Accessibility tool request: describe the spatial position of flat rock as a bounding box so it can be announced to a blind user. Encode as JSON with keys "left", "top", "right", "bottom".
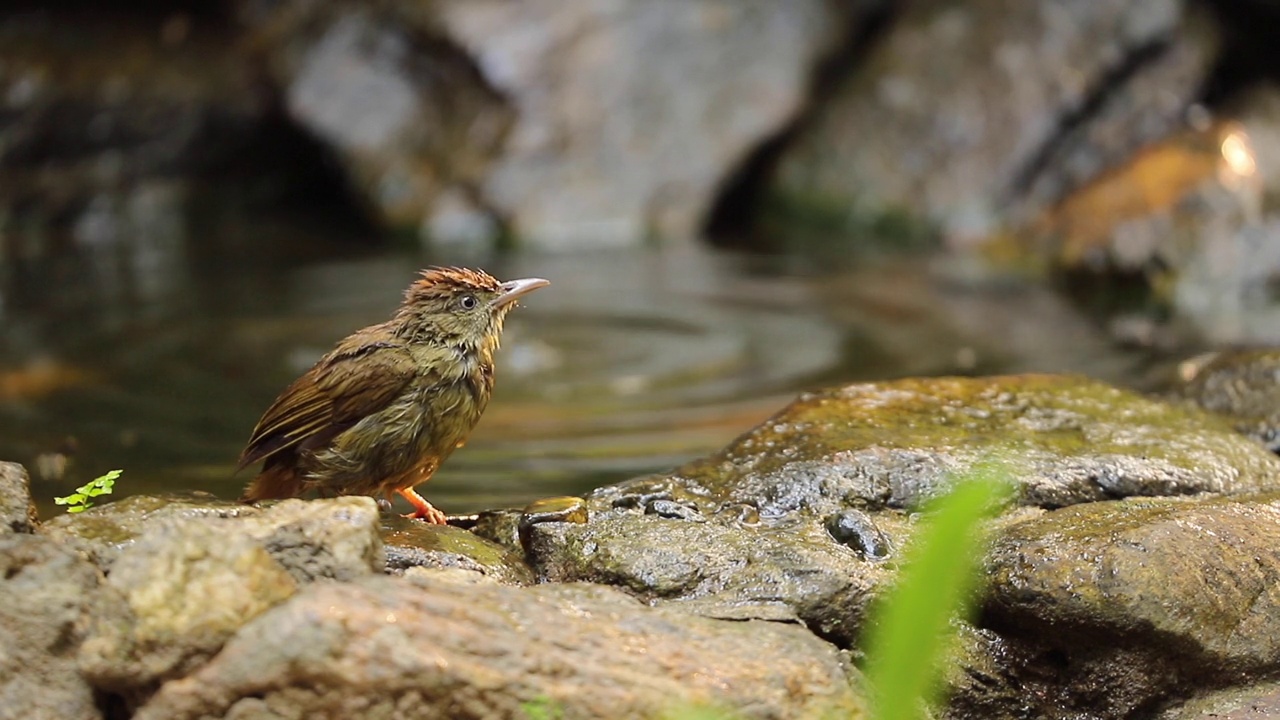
{"left": 381, "top": 518, "right": 533, "bottom": 584}
{"left": 665, "top": 374, "right": 1280, "bottom": 512}
{"left": 42, "top": 495, "right": 383, "bottom": 582}
{"left": 135, "top": 572, "right": 864, "bottom": 720}
{"left": 0, "top": 534, "right": 112, "bottom": 720}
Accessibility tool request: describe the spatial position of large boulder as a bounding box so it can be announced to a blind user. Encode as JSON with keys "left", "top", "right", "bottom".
{"left": 134, "top": 572, "right": 864, "bottom": 719}
{"left": 772, "top": 0, "right": 1213, "bottom": 242}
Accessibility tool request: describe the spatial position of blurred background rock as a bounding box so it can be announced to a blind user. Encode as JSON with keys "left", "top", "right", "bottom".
{"left": 4, "top": 0, "right": 1280, "bottom": 510}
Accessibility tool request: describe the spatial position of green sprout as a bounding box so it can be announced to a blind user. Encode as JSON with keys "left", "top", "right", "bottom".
{"left": 54, "top": 469, "right": 122, "bottom": 513}
{"left": 861, "top": 461, "right": 1014, "bottom": 720}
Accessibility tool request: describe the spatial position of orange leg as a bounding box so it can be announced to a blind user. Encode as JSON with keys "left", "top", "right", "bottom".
{"left": 396, "top": 487, "right": 448, "bottom": 524}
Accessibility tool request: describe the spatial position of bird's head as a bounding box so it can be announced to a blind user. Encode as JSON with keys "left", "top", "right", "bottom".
{"left": 395, "top": 267, "right": 549, "bottom": 349}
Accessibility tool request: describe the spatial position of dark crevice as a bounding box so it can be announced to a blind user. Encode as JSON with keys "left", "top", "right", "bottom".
{"left": 702, "top": 1, "right": 898, "bottom": 250}
{"left": 1197, "top": 0, "right": 1280, "bottom": 105}
{"left": 1003, "top": 37, "right": 1174, "bottom": 204}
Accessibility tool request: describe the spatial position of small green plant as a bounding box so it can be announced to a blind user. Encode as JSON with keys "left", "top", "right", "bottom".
{"left": 520, "top": 695, "right": 563, "bottom": 720}
{"left": 54, "top": 469, "right": 122, "bottom": 513}
{"left": 861, "top": 461, "right": 1014, "bottom": 720}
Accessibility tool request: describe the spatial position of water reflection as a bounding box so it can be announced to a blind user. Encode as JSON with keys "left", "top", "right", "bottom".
{"left": 0, "top": 218, "right": 1147, "bottom": 516}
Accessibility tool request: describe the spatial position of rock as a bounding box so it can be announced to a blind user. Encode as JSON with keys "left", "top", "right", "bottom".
{"left": 237, "top": 498, "right": 384, "bottom": 584}
{"left": 134, "top": 573, "right": 863, "bottom": 719}
{"left": 79, "top": 517, "right": 298, "bottom": 694}
{"left": 0, "top": 462, "right": 38, "bottom": 534}
{"left": 381, "top": 518, "right": 533, "bottom": 584}
{"left": 436, "top": 0, "right": 864, "bottom": 246}
{"left": 973, "top": 493, "right": 1280, "bottom": 718}
{"left": 773, "top": 0, "right": 1211, "bottom": 242}
{"left": 0, "top": 534, "right": 111, "bottom": 720}
{"left": 42, "top": 495, "right": 383, "bottom": 582}
{"left": 1157, "top": 679, "right": 1280, "bottom": 719}
{"left": 1174, "top": 348, "right": 1280, "bottom": 452}
{"left": 520, "top": 374, "right": 1280, "bottom": 649}
{"left": 243, "top": 4, "right": 512, "bottom": 236}
{"left": 670, "top": 374, "right": 1280, "bottom": 511}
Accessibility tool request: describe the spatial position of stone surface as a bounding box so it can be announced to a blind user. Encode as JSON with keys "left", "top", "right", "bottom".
{"left": 963, "top": 493, "right": 1280, "bottom": 718}
{"left": 1175, "top": 348, "right": 1280, "bottom": 452}
{"left": 135, "top": 572, "right": 864, "bottom": 720}
{"left": 42, "top": 494, "right": 383, "bottom": 582}
{"left": 0, "top": 462, "right": 38, "bottom": 534}
{"left": 431, "top": 0, "right": 862, "bottom": 246}
{"left": 381, "top": 518, "right": 533, "bottom": 584}
{"left": 1157, "top": 679, "right": 1280, "bottom": 719}
{"left": 249, "top": 5, "right": 512, "bottom": 234}
{"left": 774, "top": 0, "right": 1209, "bottom": 242}
{"left": 79, "top": 518, "right": 298, "bottom": 692}
{"left": 522, "top": 374, "right": 1280, "bottom": 649}
{"left": 669, "top": 374, "right": 1280, "bottom": 511}
{"left": 0, "top": 534, "right": 109, "bottom": 720}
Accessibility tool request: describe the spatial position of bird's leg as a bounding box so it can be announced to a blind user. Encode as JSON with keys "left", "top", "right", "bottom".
{"left": 397, "top": 487, "right": 448, "bottom": 524}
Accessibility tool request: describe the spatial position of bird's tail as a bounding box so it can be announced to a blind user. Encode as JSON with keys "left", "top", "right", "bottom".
{"left": 239, "top": 463, "right": 305, "bottom": 503}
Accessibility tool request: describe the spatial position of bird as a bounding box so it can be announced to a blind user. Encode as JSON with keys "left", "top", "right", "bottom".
{"left": 237, "top": 266, "right": 549, "bottom": 523}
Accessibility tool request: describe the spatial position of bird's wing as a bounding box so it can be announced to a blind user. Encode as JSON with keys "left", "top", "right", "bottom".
{"left": 237, "top": 330, "right": 419, "bottom": 470}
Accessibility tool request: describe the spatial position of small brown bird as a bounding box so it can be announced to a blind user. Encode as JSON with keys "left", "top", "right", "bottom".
{"left": 237, "top": 267, "right": 548, "bottom": 523}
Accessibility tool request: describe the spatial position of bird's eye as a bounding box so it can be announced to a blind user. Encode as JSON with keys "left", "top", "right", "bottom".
{"left": 459, "top": 295, "right": 479, "bottom": 311}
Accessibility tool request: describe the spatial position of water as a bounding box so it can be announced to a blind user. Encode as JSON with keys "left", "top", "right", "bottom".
{"left": 0, "top": 203, "right": 1149, "bottom": 517}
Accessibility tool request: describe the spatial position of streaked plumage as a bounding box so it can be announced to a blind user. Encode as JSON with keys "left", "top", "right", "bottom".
{"left": 238, "top": 266, "right": 548, "bottom": 523}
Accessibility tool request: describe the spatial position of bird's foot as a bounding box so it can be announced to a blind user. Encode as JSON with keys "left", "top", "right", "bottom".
{"left": 396, "top": 487, "right": 448, "bottom": 525}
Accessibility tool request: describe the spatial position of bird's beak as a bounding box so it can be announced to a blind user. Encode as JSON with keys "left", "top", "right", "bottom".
{"left": 494, "top": 277, "right": 550, "bottom": 307}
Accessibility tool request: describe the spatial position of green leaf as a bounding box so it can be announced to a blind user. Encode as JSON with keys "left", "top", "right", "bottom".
{"left": 861, "top": 460, "right": 1014, "bottom": 720}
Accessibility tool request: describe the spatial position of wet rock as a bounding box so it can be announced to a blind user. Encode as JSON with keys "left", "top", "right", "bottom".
{"left": 381, "top": 518, "right": 532, "bottom": 584}
{"left": 79, "top": 518, "right": 298, "bottom": 693}
{"left": 134, "top": 573, "right": 863, "bottom": 719}
{"left": 1174, "top": 348, "right": 1280, "bottom": 452}
{"left": 528, "top": 513, "right": 897, "bottom": 646}
{"left": 0, "top": 534, "right": 111, "bottom": 720}
{"left": 0, "top": 461, "right": 39, "bottom": 534}
{"left": 824, "top": 509, "right": 891, "bottom": 561}
{"left": 673, "top": 374, "right": 1280, "bottom": 512}
{"left": 1157, "top": 679, "right": 1280, "bottom": 719}
{"left": 774, "top": 0, "right": 1210, "bottom": 242}
{"left": 42, "top": 495, "right": 383, "bottom": 582}
{"left": 431, "top": 0, "right": 864, "bottom": 246}
{"left": 524, "top": 374, "right": 1280, "bottom": 650}
{"left": 969, "top": 493, "right": 1280, "bottom": 718}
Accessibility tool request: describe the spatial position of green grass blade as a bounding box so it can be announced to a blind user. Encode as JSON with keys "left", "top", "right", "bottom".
{"left": 862, "top": 466, "right": 1013, "bottom": 720}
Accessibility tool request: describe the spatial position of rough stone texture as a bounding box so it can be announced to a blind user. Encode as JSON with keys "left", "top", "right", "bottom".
{"left": 236, "top": 498, "right": 384, "bottom": 583}
{"left": 0, "top": 534, "right": 109, "bottom": 720}
{"left": 523, "top": 374, "right": 1280, "bottom": 651}
{"left": 1157, "top": 679, "right": 1280, "bottom": 719}
{"left": 774, "top": 0, "right": 1210, "bottom": 242}
{"left": 1175, "top": 348, "right": 1280, "bottom": 452}
{"left": 0, "top": 462, "right": 38, "bottom": 534}
{"left": 969, "top": 493, "right": 1280, "bottom": 718}
{"left": 41, "top": 494, "right": 383, "bottom": 582}
{"left": 381, "top": 518, "right": 533, "bottom": 584}
{"left": 433, "top": 0, "right": 861, "bottom": 247}
{"left": 79, "top": 518, "right": 298, "bottom": 693}
{"left": 672, "top": 374, "right": 1280, "bottom": 511}
{"left": 135, "top": 572, "right": 864, "bottom": 720}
